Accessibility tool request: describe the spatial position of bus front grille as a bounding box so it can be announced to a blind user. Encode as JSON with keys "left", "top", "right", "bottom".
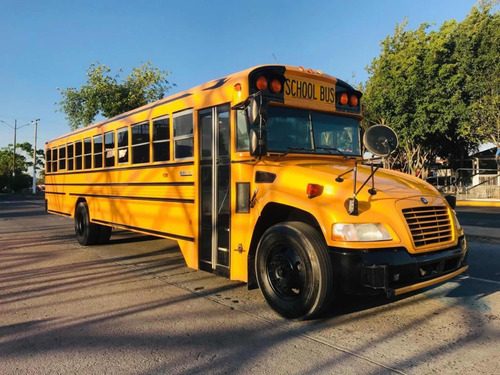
{"left": 402, "top": 206, "right": 452, "bottom": 248}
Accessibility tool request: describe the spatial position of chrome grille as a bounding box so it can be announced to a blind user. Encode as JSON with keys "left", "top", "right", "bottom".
{"left": 402, "top": 206, "right": 452, "bottom": 248}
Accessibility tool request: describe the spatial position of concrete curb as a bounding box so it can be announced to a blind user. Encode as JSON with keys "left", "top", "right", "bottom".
{"left": 457, "top": 200, "right": 500, "bottom": 207}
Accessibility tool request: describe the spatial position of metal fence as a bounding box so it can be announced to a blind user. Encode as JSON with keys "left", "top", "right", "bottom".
{"left": 427, "top": 166, "right": 500, "bottom": 201}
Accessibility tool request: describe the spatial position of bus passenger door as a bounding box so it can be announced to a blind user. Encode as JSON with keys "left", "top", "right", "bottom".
{"left": 199, "top": 104, "right": 231, "bottom": 276}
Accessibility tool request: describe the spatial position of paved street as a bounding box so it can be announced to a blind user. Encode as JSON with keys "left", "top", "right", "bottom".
{"left": 0, "top": 198, "right": 499, "bottom": 374}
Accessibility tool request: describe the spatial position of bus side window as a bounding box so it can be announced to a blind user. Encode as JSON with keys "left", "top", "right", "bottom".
{"left": 152, "top": 116, "right": 170, "bottom": 162}
{"left": 52, "top": 148, "right": 58, "bottom": 172}
{"left": 131, "top": 122, "right": 150, "bottom": 164}
{"left": 173, "top": 109, "right": 193, "bottom": 160}
{"left": 59, "top": 145, "right": 66, "bottom": 170}
{"left": 93, "top": 135, "right": 103, "bottom": 168}
{"left": 75, "top": 141, "right": 83, "bottom": 170}
{"left": 104, "top": 131, "right": 115, "bottom": 167}
{"left": 67, "top": 143, "right": 74, "bottom": 171}
{"left": 236, "top": 110, "right": 249, "bottom": 151}
{"left": 218, "top": 108, "right": 230, "bottom": 156}
{"left": 117, "top": 128, "right": 129, "bottom": 164}
{"left": 46, "top": 149, "right": 52, "bottom": 173}
{"left": 84, "top": 138, "right": 92, "bottom": 169}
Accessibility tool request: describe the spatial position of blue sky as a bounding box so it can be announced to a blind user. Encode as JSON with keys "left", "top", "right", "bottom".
{"left": 0, "top": 0, "right": 479, "bottom": 153}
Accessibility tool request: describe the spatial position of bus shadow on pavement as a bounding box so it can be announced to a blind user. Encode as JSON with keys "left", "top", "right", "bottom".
{"left": 322, "top": 273, "right": 499, "bottom": 319}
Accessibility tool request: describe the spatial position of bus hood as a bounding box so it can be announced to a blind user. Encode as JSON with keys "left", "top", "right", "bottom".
{"left": 263, "top": 159, "right": 458, "bottom": 253}
{"left": 273, "top": 159, "right": 440, "bottom": 202}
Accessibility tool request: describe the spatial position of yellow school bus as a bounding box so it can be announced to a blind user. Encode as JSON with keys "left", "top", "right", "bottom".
{"left": 45, "top": 65, "right": 468, "bottom": 319}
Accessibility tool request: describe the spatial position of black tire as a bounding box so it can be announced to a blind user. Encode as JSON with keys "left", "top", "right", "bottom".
{"left": 97, "top": 225, "right": 112, "bottom": 244}
{"left": 74, "top": 201, "right": 101, "bottom": 246}
{"left": 255, "top": 221, "right": 334, "bottom": 320}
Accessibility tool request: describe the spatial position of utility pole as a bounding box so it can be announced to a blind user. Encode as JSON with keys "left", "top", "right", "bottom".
{"left": 13, "top": 119, "right": 17, "bottom": 177}
{"left": 32, "top": 119, "right": 40, "bottom": 194}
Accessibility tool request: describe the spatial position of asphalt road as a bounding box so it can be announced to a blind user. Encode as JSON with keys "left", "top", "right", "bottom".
{"left": 456, "top": 206, "right": 500, "bottom": 229}
{"left": 0, "top": 198, "right": 499, "bottom": 374}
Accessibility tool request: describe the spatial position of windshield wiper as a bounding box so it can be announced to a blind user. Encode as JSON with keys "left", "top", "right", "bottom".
{"left": 278, "top": 146, "right": 350, "bottom": 158}
{"left": 277, "top": 146, "right": 315, "bottom": 157}
{"left": 316, "top": 146, "right": 348, "bottom": 159}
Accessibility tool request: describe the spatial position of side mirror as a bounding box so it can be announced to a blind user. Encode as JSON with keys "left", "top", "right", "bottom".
{"left": 249, "top": 128, "right": 267, "bottom": 157}
{"left": 363, "top": 124, "right": 398, "bottom": 157}
{"left": 247, "top": 95, "right": 268, "bottom": 126}
{"left": 444, "top": 194, "right": 456, "bottom": 209}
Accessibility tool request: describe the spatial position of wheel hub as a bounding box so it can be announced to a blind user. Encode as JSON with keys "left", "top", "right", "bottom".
{"left": 267, "top": 248, "right": 305, "bottom": 299}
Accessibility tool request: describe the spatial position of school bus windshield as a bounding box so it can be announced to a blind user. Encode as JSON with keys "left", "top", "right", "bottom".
{"left": 265, "top": 106, "right": 361, "bottom": 156}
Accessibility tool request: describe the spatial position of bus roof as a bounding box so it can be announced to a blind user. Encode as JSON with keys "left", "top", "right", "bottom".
{"left": 48, "top": 64, "right": 347, "bottom": 144}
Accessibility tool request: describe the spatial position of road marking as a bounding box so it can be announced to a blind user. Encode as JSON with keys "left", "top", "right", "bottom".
{"left": 462, "top": 275, "right": 500, "bottom": 286}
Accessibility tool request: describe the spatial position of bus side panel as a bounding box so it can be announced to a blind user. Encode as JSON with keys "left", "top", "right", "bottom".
{"left": 229, "top": 162, "right": 260, "bottom": 282}
{"left": 45, "top": 174, "right": 74, "bottom": 216}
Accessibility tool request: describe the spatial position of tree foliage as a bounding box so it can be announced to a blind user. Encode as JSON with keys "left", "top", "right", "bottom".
{"left": 362, "top": 0, "right": 499, "bottom": 177}
{"left": 0, "top": 142, "right": 45, "bottom": 192}
{"left": 58, "top": 62, "right": 173, "bottom": 130}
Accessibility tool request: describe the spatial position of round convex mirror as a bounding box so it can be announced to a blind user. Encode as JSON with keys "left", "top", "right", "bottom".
{"left": 363, "top": 125, "right": 398, "bottom": 157}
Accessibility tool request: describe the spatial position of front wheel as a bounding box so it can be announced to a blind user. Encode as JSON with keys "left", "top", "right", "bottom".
{"left": 255, "top": 221, "right": 334, "bottom": 320}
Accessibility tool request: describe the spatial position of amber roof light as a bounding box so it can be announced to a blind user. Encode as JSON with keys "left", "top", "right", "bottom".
{"left": 256, "top": 76, "right": 268, "bottom": 91}
{"left": 270, "top": 79, "right": 282, "bottom": 93}
{"left": 339, "top": 92, "right": 349, "bottom": 105}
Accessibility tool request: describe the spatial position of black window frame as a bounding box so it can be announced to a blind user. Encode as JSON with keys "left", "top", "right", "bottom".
{"left": 93, "top": 134, "right": 103, "bottom": 169}
{"left": 67, "top": 142, "right": 74, "bottom": 171}
{"left": 152, "top": 115, "right": 170, "bottom": 162}
{"left": 173, "top": 109, "right": 194, "bottom": 160}
{"left": 131, "top": 122, "right": 150, "bottom": 165}
{"left": 46, "top": 148, "right": 52, "bottom": 173}
{"left": 83, "top": 138, "right": 92, "bottom": 169}
{"left": 51, "top": 148, "right": 58, "bottom": 172}
{"left": 117, "top": 127, "right": 129, "bottom": 164}
{"left": 75, "top": 140, "right": 83, "bottom": 170}
{"left": 58, "top": 145, "right": 66, "bottom": 170}
{"left": 104, "top": 131, "right": 115, "bottom": 167}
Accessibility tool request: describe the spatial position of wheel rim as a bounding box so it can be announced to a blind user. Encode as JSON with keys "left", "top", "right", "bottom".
{"left": 266, "top": 244, "right": 306, "bottom": 300}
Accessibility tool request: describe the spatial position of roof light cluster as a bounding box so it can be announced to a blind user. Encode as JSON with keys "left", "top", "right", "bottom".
{"left": 298, "top": 66, "right": 323, "bottom": 75}
{"left": 255, "top": 75, "right": 282, "bottom": 93}
{"left": 339, "top": 92, "right": 359, "bottom": 107}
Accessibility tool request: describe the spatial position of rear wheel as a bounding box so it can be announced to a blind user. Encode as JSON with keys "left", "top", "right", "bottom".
{"left": 98, "top": 225, "right": 112, "bottom": 244}
{"left": 255, "top": 221, "right": 334, "bottom": 320}
{"left": 75, "top": 201, "right": 109, "bottom": 246}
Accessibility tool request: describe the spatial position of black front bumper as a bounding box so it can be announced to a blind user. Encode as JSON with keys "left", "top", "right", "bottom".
{"left": 329, "top": 235, "right": 468, "bottom": 297}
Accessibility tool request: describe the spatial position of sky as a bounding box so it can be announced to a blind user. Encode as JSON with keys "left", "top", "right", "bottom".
{"left": 0, "top": 0, "right": 481, "bottom": 157}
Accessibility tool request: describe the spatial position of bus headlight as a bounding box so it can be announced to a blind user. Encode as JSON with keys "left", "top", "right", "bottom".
{"left": 451, "top": 210, "right": 462, "bottom": 231}
{"left": 332, "top": 223, "right": 392, "bottom": 242}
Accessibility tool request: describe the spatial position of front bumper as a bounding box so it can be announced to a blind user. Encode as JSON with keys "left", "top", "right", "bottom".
{"left": 329, "top": 235, "right": 468, "bottom": 297}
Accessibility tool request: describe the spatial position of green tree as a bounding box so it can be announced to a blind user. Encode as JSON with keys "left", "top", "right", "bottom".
{"left": 0, "top": 142, "right": 44, "bottom": 192}
{"left": 57, "top": 62, "right": 174, "bottom": 130}
{"left": 455, "top": 0, "right": 500, "bottom": 148}
{"left": 362, "top": 1, "right": 499, "bottom": 176}
{"left": 362, "top": 21, "right": 443, "bottom": 176}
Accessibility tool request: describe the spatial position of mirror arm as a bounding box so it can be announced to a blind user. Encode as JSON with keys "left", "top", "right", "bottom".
{"left": 348, "top": 161, "right": 380, "bottom": 216}
{"left": 368, "top": 161, "right": 377, "bottom": 195}
{"left": 348, "top": 161, "right": 359, "bottom": 215}
{"left": 335, "top": 168, "right": 354, "bottom": 182}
